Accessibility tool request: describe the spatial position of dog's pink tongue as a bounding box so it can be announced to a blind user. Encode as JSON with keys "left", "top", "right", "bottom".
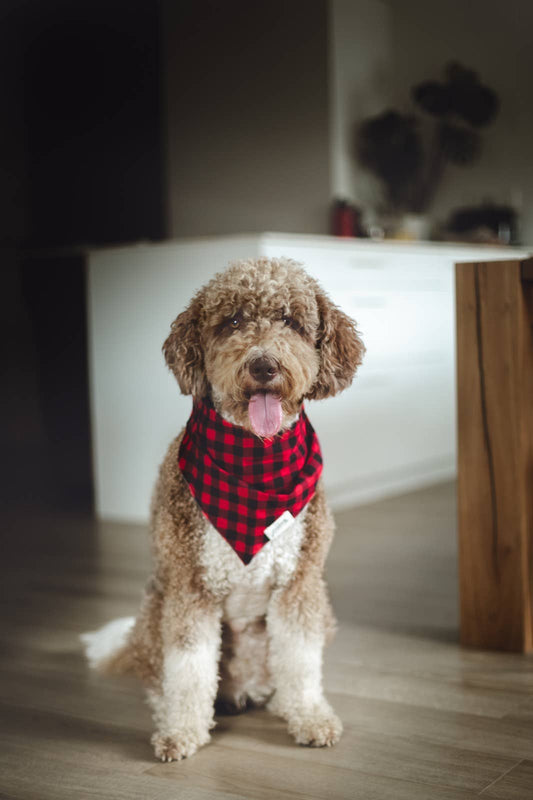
{"left": 248, "top": 393, "right": 283, "bottom": 437}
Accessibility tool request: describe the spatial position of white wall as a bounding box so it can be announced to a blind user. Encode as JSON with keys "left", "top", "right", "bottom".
{"left": 87, "top": 236, "right": 263, "bottom": 521}
{"left": 328, "top": 0, "right": 392, "bottom": 207}
{"left": 87, "top": 234, "right": 528, "bottom": 522}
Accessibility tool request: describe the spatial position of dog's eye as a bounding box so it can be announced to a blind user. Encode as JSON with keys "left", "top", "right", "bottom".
{"left": 229, "top": 317, "right": 240, "bottom": 330}
{"left": 281, "top": 315, "right": 307, "bottom": 339}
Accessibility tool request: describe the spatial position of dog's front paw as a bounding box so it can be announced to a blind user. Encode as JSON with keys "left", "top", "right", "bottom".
{"left": 287, "top": 708, "right": 343, "bottom": 748}
{"left": 151, "top": 729, "right": 210, "bottom": 762}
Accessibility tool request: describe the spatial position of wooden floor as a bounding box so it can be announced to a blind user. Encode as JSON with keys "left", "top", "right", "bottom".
{"left": 1, "top": 482, "right": 532, "bottom": 800}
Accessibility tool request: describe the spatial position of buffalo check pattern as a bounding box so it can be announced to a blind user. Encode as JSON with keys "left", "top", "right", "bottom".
{"left": 178, "top": 397, "right": 323, "bottom": 565}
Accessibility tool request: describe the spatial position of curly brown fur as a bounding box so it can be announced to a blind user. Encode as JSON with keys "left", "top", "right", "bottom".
{"left": 277, "top": 482, "right": 338, "bottom": 639}
{"left": 83, "top": 257, "right": 364, "bottom": 761}
{"left": 163, "top": 257, "right": 364, "bottom": 426}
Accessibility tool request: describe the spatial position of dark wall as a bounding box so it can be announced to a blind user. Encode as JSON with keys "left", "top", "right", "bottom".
{"left": 164, "top": 0, "right": 330, "bottom": 237}
{"left": 0, "top": 0, "right": 165, "bottom": 512}
{"left": 21, "top": 0, "right": 165, "bottom": 247}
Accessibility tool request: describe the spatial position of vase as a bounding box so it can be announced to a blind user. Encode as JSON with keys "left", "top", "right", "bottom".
{"left": 394, "top": 213, "right": 431, "bottom": 241}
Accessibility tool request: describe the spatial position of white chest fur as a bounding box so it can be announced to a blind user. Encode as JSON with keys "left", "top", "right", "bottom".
{"left": 200, "top": 508, "right": 307, "bottom": 623}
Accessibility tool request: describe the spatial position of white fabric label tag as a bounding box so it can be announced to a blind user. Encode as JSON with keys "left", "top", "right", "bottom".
{"left": 264, "top": 510, "right": 295, "bottom": 541}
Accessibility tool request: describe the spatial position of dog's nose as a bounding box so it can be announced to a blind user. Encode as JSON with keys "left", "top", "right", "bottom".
{"left": 249, "top": 355, "right": 279, "bottom": 383}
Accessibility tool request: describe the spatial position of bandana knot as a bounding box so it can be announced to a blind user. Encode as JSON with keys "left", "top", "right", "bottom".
{"left": 178, "top": 397, "right": 323, "bottom": 564}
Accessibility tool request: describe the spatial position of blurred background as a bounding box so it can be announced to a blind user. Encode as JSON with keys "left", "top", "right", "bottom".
{"left": 1, "top": 0, "right": 532, "bottom": 516}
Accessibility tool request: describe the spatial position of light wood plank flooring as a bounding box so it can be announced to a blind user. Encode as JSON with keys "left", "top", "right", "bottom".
{"left": 1, "top": 482, "right": 532, "bottom": 799}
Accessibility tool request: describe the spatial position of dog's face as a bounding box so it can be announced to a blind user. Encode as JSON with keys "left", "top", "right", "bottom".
{"left": 163, "top": 258, "right": 364, "bottom": 436}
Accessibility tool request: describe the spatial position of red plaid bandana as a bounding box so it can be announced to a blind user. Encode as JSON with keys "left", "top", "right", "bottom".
{"left": 178, "top": 397, "right": 323, "bottom": 565}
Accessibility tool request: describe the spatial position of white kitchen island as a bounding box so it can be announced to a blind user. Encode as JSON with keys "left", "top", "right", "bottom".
{"left": 87, "top": 233, "right": 530, "bottom": 522}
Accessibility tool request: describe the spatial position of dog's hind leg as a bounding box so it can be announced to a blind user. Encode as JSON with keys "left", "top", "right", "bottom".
{"left": 148, "top": 607, "right": 222, "bottom": 762}
{"left": 217, "top": 618, "right": 273, "bottom": 713}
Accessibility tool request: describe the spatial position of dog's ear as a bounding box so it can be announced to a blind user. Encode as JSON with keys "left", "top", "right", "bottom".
{"left": 162, "top": 299, "right": 208, "bottom": 397}
{"left": 306, "top": 286, "right": 365, "bottom": 400}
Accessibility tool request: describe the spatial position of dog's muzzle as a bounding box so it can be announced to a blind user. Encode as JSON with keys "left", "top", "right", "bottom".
{"left": 248, "top": 355, "right": 279, "bottom": 384}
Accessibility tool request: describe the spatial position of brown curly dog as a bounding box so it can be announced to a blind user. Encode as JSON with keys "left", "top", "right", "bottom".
{"left": 82, "top": 257, "right": 364, "bottom": 761}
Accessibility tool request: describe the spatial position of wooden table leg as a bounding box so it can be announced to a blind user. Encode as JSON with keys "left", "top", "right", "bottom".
{"left": 456, "top": 258, "right": 533, "bottom": 652}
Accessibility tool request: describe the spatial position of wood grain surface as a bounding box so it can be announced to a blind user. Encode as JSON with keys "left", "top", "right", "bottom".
{"left": 456, "top": 259, "right": 533, "bottom": 652}
{"left": 1, "top": 483, "right": 532, "bottom": 799}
